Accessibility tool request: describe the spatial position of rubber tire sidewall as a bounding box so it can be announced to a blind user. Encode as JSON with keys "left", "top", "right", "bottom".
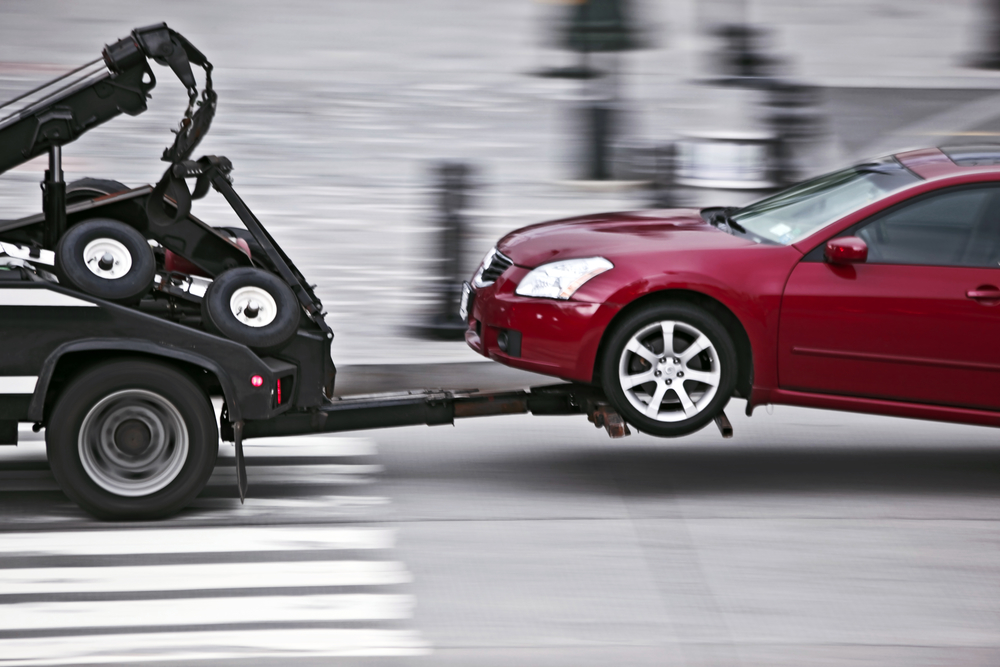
{"left": 55, "top": 218, "right": 155, "bottom": 304}
{"left": 600, "top": 302, "right": 738, "bottom": 438}
{"left": 202, "top": 267, "right": 301, "bottom": 355}
{"left": 46, "top": 359, "right": 218, "bottom": 521}
{"left": 65, "top": 178, "right": 129, "bottom": 204}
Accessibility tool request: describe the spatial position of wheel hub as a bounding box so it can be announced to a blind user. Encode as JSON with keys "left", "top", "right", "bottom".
{"left": 618, "top": 320, "right": 721, "bottom": 423}
{"left": 113, "top": 418, "right": 152, "bottom": 455}
{"left": 230, "top": 286, "right": 277, "bottom": 327}
{"left": 78, "top": 389, "right": 189, "bottom": 497}
{"left": 82, "top": 238, "right": 132, "bottom": 279}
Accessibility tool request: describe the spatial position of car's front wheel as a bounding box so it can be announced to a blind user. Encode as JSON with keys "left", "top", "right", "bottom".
{"left": 600, "top": 302, "right": 737, "bottom": 437}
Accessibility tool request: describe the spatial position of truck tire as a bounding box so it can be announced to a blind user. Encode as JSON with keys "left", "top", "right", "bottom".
{"left": 201, "top": 267, "right": 300, "bottom": 354}
{"left": 55, "top": 218, "right": 155, "bottom": 303}
{"left": 66, "top": 178, "right": 129, "bottom": 204}
{"left": 600, "top": 302, "right": 737, "bottom": 438}
{"left": 46, "top": 359, "right": 218, "bottom": 520}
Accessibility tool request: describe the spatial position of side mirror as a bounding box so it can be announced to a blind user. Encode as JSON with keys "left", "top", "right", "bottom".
{"left": 824, "top": 236, "right": 868, "bottom": 265}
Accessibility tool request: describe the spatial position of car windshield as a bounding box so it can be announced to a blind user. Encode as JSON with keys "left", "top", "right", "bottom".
{"left": 728, "top": 156, "right": 921, "bottom": 245}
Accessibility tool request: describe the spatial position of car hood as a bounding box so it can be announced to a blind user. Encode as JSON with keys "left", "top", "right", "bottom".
{"left": 497, "top": 209, "right": 757, "bottom": 267}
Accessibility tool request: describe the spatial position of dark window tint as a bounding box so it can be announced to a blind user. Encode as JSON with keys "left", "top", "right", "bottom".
{"left": 857, "top": 187, "right": 1000, "bottom": 267}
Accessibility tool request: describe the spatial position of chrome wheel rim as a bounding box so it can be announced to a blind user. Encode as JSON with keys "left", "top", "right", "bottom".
{"left": 83, "top": 238, "right": 132, "bottom": 279}
{"left": 618, "top": 320, "right": 721, "bottom": 422}
{"left": 78, "top": 389, "right": 189, "bottom": 497}
{"left": 230, "top": 286, "right": 277, "bottom": 327}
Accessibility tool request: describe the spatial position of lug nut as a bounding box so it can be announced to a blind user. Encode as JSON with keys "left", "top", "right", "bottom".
{"left": 666, "top": 379, "right": 672, "bottom": 385}
{"left": 659, "top": 357, "right": 666, "bottom": 363}
{"left": 654, "top": 371, "right": 661, "bottom": 377}
{"left": 673, "top": 358, "right": 680, "bottom": 364}
{"left": 677, "top": 371, "right": 684, "bottom": 378}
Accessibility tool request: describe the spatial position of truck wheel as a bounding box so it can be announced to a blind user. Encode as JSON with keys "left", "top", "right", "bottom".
{"left": 46, "top": 359, "right": 218, "bottom": 520}
{"left": 600, "top": 302, "right": 737, "bottom": 438}
{"left": 55, "top": 218, "right": 155, "bottom": 303}
{"left": 201, "top": 267, "right": 300, "bottom": 354}
{"left": 66, "top": 178, "right": 129, "bottom": 204}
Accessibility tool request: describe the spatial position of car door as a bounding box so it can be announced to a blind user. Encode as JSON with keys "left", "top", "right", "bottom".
{"left": 778, "top": 184, "right": 1000, "bottom": 410}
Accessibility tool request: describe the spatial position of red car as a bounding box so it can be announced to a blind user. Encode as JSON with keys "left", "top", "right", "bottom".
{"left": 464, "top": 146, "right": 1000, "bottom": 437}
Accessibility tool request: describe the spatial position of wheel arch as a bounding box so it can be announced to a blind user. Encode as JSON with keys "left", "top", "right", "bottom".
{"left": 29, "top": 339, "right": 238, "bottom": 423}
{"left": 593, "top": 289, "right": 754, "bottom": 399}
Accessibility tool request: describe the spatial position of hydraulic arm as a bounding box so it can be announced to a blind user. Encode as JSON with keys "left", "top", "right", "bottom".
{"left": 0, "top": 23, "right": 215, "bottom": 247}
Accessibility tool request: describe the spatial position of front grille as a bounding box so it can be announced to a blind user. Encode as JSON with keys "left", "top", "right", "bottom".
{"left": 480, "top": 250, "right": 513, "bottom": 284}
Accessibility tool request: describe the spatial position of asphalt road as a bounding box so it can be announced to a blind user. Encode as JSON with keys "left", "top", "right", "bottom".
{"left": 1, "top": 389, "right": 999, "bottom": 666}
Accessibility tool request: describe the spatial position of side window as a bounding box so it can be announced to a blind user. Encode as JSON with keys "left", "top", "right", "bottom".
{"left": 856, "top": 187, "right": 1000, "bottom": 267}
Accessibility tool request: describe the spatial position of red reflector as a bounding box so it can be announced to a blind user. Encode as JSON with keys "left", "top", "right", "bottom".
{"left": 276, "top": 378, "right": 282, "bottom": 405}
{"left": 250, "top": 375, "right": 263, "bottom": 388}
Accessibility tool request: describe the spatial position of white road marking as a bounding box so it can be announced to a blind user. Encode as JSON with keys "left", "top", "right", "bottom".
{"left": 0, "top": 526, "right": 395, "bottom": 556}
{"left": 0, "top": 628, "right": 430, "bottom": 665}
{"left": 0, "top": 594, "right": 414, "bottom": 631}
{"left": 0, "top": 560, "right": 411, "bottom": 595}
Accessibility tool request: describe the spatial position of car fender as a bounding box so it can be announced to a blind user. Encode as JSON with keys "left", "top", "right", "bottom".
{"left": 574, "top": 243, "right": 805, "bottom": 392}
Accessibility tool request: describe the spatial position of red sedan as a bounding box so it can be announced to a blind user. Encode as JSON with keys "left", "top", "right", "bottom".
{"left": 464, "top": 146, "right": 1000, "bottom": 437}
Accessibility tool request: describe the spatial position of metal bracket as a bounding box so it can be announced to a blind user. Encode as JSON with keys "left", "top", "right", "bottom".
{"left": 714, "top": 410, "right": 734, "bottom": 438}
{"left": 587, "top": 402, "right": 631, "bottom": 439}
{"left": 233, "top": 419, "right": 247, "bottom": 503}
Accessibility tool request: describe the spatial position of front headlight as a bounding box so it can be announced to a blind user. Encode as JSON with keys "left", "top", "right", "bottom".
{"left": 514, "top": 257, "right": 613, "bottom": 300}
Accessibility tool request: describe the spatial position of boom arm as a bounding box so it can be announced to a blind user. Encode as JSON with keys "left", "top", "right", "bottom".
{"left": 0, "top": 23, "right": 215, "bottom": 177}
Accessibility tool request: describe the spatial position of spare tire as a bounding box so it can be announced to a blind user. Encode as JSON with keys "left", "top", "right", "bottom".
{"left": 55, "top": 218, "right": 156, "bottom": 304}
{"left": 201, "top": 267, "right": 300, "bottom": 354}
{"left": 66, "top": 178, "right": 129, "bottom": 204}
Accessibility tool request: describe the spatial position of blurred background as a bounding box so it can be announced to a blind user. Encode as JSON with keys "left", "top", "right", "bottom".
{"left": 2, "top": 0, "right": 999, "bottom": 362}
{"left": 2, "top": 2, "right": 1000, "bottom": 666}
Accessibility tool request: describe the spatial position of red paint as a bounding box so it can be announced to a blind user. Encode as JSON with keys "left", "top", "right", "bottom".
{"left": 467, "top": 148, "right": 1000, "bottom": 427}
{"left": 824, "top": 236, "right": 867, "bottom": 264}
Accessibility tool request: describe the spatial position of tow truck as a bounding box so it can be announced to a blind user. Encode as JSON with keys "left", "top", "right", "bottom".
{"left": 0, "top": 24, "right": 633, "bottom": 519}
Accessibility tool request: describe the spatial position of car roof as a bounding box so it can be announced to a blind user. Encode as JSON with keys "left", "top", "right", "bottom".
{"left": 895, "top": 145, "right": 1000, "bottom": 180}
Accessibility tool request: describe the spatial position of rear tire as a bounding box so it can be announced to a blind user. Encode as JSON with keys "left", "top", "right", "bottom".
{"left": 55, "top": 218, "right": 155, "bottom": 304}
{"left": 46, "top": 359, "right": 218, "bottom": 520}
{"left": 600, "top": 302, "right": 737, "bottom": 437}
{"left": 202, "top": 267, "right": 300, "bottom": 354}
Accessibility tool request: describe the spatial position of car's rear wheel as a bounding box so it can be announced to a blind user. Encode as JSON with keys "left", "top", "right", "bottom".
{"left": 46, "top": 359, "right": 218, "bottom": 520}
{"left": 600, "top": 302, "right": 737, "bottom": 437}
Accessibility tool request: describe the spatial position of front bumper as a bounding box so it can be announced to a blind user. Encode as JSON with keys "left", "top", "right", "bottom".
{"left": 464, "top": 267, "right": 620, "bottom": 383}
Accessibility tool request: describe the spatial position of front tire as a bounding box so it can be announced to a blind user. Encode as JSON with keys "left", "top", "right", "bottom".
{"left": 600, "top": 302, "right": 737, "bottom": 437}
{"left": 46, "top": 359, "right": 218, "bottom": 520}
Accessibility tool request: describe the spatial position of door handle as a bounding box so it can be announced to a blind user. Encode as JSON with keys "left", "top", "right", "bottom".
{"left": 967, "top": 286, "right": 1000, "bottom": 300}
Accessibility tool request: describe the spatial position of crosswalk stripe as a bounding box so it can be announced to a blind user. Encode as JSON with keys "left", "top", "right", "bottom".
{"left": 0, "top": 628, "right": 431, "bottom": 665}
{"left": 0, "top": 593, "right": 414, "bottom": 631}
{"left": 0, "top": 526, "right": 395, "bottom": 556}
{"left": 0, "top": 560, "right": 411, "bottom": 595}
